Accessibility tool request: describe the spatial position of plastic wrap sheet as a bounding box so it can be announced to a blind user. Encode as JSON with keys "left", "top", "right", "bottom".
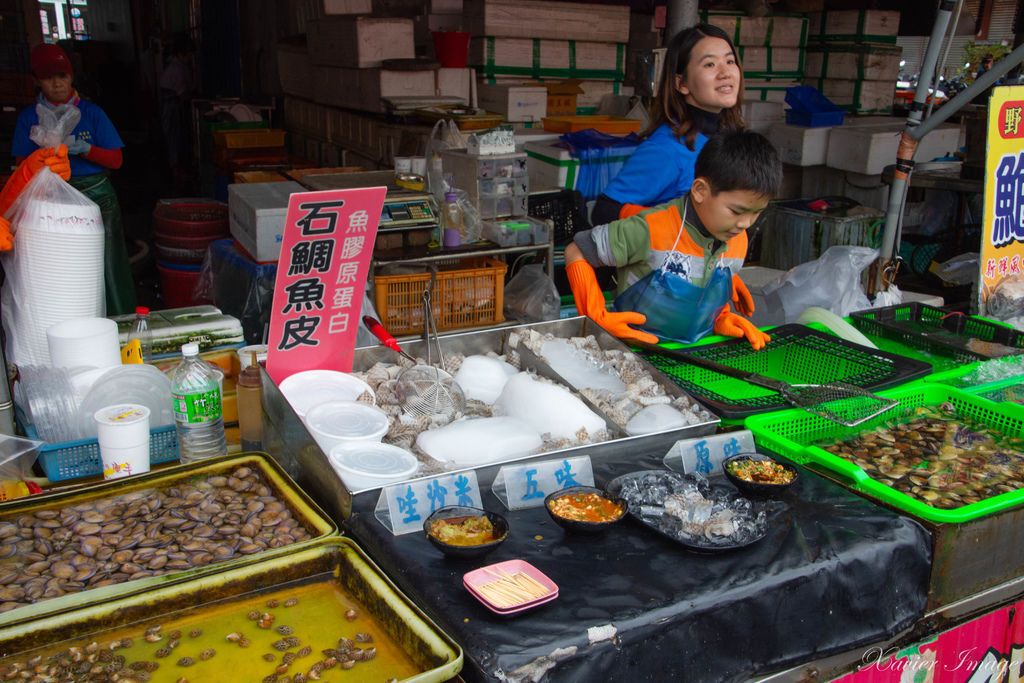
{"left": 344, "top": 448, "right": 930, "bottom": 683}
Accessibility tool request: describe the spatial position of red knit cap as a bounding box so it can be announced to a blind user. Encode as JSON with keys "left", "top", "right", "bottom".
{"left": 30, "top": 44, "right": 73, "bottom": 79}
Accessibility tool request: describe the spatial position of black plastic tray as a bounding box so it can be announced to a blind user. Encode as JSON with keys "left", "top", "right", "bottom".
{"left": 605, "top": 470, "right": 769, "bottom": 553}
{"left": 850, "top": 302, "right": 1024, "bottom": 363}
{"left": 632, "top": 323, "right": 933, "bottom": 420}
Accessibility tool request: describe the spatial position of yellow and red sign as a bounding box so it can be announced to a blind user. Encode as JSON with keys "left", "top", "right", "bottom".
{"left": 980, "top": 86, "right": 1024, "bottom": 317}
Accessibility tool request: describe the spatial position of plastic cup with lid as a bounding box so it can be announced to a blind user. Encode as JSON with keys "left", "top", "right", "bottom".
{"left": 328, "top": 442, "right": 419, "bottom": 491}
{"left": 94, "top": 404, "right": 150, "bottom": 479}
{"left": 305, "top": 400, "right": 390, "bottom": 453}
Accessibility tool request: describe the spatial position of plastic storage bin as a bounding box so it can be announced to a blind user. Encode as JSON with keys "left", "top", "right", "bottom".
{"left": 633, "top": 323, "right": 932, "bottom": 421}
{"left": 22, "top": 417, "right": 179, "bottom": 483}
{"left": 850, "top": 303, "right": 1024, "bottom": 363}
{"left": 212, "top": 128, "right": 287, "bottom": 149}
{"left": 746, "top": 384, "right": 1024, "bottom": 524}
{"left": 374, "top": 257, "right": 507, "bottom": 335}
{"left": 784, "top": 86, "right": 845, "bottom": 127}
{"left": 758, "top": 198, "right": 883, "bottom": 270}
{"left": 541, "top": 116, "right": 643, "bottom": 134}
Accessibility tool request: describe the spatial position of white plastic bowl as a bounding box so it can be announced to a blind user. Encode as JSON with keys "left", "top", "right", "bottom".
{"left": 277, "top": 370, "right": 375, "bottom": 420}
{"left": 329, "top": 442, "right": 419, "bottom": 491}
{"left": 305, "top": 400, "right": 390, "bottom": 453}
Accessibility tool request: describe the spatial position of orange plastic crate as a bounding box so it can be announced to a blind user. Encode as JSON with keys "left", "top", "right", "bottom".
{"left": 374, "top": 257, "right": 507, "bottom": 335}
{"left": 541, "top": 115, "right": 642, "bottom": 135}
{"left": 212, "top": 128, "right": 287, "bottom": 149}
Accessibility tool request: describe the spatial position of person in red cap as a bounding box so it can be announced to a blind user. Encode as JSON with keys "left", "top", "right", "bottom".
{"left": 8, "top": 42, "right": 135, "bottom": 314}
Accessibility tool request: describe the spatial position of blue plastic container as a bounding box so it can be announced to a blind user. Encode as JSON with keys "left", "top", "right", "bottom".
{"left": 784, "top": 86, "right": 845, "bottom": 128}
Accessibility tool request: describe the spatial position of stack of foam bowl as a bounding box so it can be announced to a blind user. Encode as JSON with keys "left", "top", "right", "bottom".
{"left": 1, "top": 198, "right": 104, "bottom": 366}
{"left": 304, "top": 400, "right": 390, "bottom": 453}
{"left": 329, "top": 442, "right": 420, "bottom": 491}
{"left": 46, "top": 317, "right": 122, "bottom": 370}
{"left": 277, "top": 370, "right": 375, "bottom": 423}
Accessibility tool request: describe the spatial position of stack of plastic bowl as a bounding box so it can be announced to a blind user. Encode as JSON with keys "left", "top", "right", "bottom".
{"left": 304, "top": 401, "right": 390, "bottom": 453}
{"left": 277, "top": 370, "right": 375, "bottom": 422}
{"left": 329, "top": 442, "right": 420, "bottom": 491}
{"left": 152, "top": 200, "right": 229, "bottom": 308}
{"left": 1, "top": 197, "right": 104, "bottom": 367}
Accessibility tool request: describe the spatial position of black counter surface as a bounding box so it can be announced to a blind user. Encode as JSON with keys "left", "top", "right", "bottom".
{"left": 343, "top": 447, "right": 931, "bottom": 682}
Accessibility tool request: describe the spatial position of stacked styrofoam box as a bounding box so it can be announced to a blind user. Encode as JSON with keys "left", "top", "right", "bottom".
{"left": 467, "top": 0, "right": 629, "bottom": 119}
{"left": 825, "top": 117, "right": 960, "bottom": 175}
{"left": 804, "top": 10, "right": 901, "bottom": 114}
{"left": 767, "top": 122, "right": 832, "bottom": 167}
{"left": 304, "top": 15, "right": 434, "bottom": 114}
{"left": 701, "top": 11, "right": 808, "bottom": 103}
{"left": 742, "top": 100, "right": 785, "bottom": 134}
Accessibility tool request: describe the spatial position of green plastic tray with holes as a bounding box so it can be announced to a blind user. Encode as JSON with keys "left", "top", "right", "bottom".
{"left": 745, "top": 383, "right": 1024, "bottom": 524}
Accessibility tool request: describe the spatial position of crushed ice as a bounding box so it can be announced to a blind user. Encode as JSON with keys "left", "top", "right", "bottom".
{"left": 615, "top": 471, "right": 768, "bottom": 548}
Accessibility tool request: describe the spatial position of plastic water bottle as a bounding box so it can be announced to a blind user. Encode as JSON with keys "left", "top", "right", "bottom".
{"left": 442, "top": 191, "right": 465, "bottom": 248}
{"left": 171, "top": 342, "right": 227, "bottom": 462}
{"left": 127, "top": 306, "right": 152, "bottom": 364}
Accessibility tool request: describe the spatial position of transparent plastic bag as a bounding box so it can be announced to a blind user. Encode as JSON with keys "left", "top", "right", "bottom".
{"left": 426, "top": 119, "right": 465, "bottom": 201}
{"left": 503, "top": 264, "right": 560, "bottom": 322}
{"left": 762, "top": 246, "right": 877, "bottom": 323}
{"left": 1, "top": 166, "right": 104, "bottom": 366}
{"left": 30, "top": 102, "right": 81, "bottom": 150}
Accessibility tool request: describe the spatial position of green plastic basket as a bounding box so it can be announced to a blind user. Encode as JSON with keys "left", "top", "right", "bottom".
{"left": 745, "top": 384, "right": 1024, "bottom": 523}
{"left": 632, "top": 323, "right": 932, "bottom": 420}
{"left": 851, "top": 303, "right": 1024, "bottom": 364}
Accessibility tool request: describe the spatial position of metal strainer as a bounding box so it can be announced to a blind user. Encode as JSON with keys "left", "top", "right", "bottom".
{"left": 394, "top": 275, "right": 465, "bottom": 422}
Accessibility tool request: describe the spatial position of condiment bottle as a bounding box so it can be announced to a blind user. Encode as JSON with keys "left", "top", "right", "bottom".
{"left": 236, "top": 351, "right": 263, "bottom": 451}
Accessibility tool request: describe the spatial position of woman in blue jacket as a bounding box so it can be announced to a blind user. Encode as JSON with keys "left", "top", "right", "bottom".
{"left": 591, "top": 24, "right": 745, "bottom": 225}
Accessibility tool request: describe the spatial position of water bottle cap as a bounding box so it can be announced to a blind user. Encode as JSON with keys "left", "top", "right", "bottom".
{"left": 445, "top": 191, "right": 458, "bottom": 202}
{"left": 135, "top": 306, "right": 149, "bottom": 315}
{"left": 182, "top": 342, "right": 199, "bottom": 356}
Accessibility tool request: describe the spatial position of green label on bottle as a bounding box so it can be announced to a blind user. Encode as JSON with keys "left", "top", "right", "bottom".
{"left": 172, "top": 389, "right": 222, "bottom": 423}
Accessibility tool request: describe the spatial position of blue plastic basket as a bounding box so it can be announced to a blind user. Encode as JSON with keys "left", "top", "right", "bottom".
{"left": 22, "top": 419, "right": 180, "bottom": 482}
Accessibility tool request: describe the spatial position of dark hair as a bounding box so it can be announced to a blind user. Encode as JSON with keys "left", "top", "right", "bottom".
{"left": 694, "top": 130, "right": 782, "bottom": 197}
{"left": 647, "top": 24, "right": 745, "bottom": 149}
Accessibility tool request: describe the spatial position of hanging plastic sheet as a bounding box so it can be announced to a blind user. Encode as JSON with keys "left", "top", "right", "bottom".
{"left": 558, "top": 129, "right": 640, "bottom": 201}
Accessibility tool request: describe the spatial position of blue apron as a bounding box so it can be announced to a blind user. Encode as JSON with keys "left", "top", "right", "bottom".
{"left": 613, "top": 203, "right": 732, "bottom": 344}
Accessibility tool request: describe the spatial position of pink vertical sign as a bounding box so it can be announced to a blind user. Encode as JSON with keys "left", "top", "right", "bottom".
{"left": 265, "top": 186, "right": 387, "bottom": 385}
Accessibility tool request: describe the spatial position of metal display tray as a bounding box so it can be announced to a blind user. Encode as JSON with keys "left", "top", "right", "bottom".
{"left": 0, "top": 453, "right": 336, "bottom": 628}
{"left": 0, "top": 538, "right": 463, "bottom": 682}
{"left": 261, "top": 317, "right": 720, "bottom": 521}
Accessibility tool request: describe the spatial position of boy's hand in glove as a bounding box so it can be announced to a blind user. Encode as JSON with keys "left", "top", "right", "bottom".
{"left": 714, "top": 309, "right": 770, "bottom": 350}
{"left": 566, "top": 259, "right": 658, "bottom": 345}
{"left": 731, "top": 275, "right": 755, "bottom": 316}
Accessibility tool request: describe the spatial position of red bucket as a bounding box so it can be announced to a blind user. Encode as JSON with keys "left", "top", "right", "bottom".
{"left": 432, "top": 31, "right": 470, "bottom": 68}
{"left": 157, "top": 262, "right": 202, "bottom": 308}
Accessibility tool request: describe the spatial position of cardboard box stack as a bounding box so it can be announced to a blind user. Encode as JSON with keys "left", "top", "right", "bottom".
{"left": 700, "top": 11, "right": 808, "bottom": 104}
{"left": 277, "top": 1, "right": 442, "bottom": 168}
{"left": 803, "top": 10, "right": 901, "bottom": 114}
{"left": 467, "top": 0, "right": 633, "bottom": 120}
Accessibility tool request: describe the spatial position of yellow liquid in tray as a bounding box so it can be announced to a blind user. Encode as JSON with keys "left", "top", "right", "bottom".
{"left": 2, "top": 574, "right": 421, "bottom": 682}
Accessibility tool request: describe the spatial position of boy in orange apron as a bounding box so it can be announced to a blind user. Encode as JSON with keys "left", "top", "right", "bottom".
{"left": 565, "top": 130, "right": 781, "bottom": 350}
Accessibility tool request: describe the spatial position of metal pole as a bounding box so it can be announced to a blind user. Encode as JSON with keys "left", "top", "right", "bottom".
{"left": 665, "top": 0, "right": 699, "bottom": 43}
{"left": 876, "top": 2, "right": 1024, "bottom": 290}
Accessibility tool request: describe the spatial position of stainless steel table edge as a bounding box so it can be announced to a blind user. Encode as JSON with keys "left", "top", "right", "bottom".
{"left": 260, "top": 317, "right": 719, "bottom": 522}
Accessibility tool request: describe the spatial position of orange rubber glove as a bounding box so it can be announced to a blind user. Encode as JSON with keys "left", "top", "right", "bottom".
{"left": 0, "top": 146, "right": 70, "bottom": 251}
{"left": 566, "top": 259, "right": 658, "bottom": 344}
{"left": 731, "top": 275, "right": 755, "bottom": 317}
{"left": 714, "top": 309, "right": 770, "bottom": 350}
